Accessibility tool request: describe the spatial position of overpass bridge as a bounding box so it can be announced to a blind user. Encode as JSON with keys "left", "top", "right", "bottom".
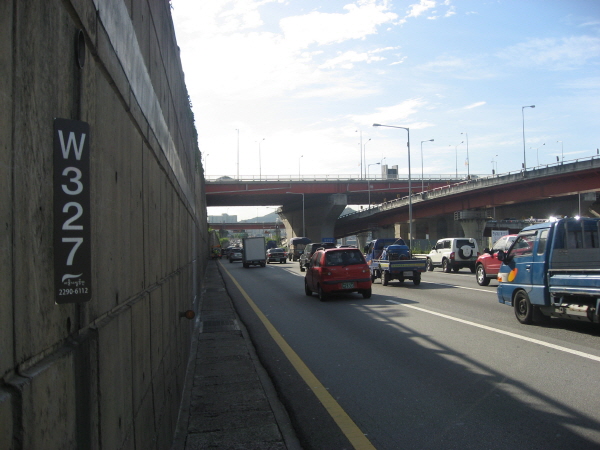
{"left": 206, "top": 157, "right": 600, "bottom": 247}
{"left": 205, "top": 174, "right": 459, "bottom": 207}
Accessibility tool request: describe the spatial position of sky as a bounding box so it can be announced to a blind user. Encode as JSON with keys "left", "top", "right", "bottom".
{"left": 170, "top": 0, "right": 600, "bottom": 221}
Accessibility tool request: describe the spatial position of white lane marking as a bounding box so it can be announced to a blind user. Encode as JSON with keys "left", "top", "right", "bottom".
{"left": 421, "top": 280, "right": 495, "bottom": 294}
{"left": 386, "top": 299, "right": 600, "bottom": 363}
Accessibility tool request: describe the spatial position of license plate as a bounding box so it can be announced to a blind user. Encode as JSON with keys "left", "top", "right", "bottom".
{"left": 341, "top": 281, "right": 355, "bottom": 289}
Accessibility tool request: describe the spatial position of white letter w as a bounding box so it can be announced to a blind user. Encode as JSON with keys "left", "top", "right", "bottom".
{"left": 58, "top": 130, "right": 86, "bottom": 160}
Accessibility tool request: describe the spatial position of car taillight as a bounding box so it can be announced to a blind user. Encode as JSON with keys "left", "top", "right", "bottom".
{"left": 450, "top": 252, "right": 455, "bottom": 260}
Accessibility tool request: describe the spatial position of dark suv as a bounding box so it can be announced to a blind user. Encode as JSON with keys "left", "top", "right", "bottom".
{"left": 299, "top": 242, "right": 337, "bottom": 272}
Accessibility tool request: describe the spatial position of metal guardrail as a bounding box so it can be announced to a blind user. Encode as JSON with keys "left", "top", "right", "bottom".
{"left": 205, "top": 155, "right": 600, "bottom": 183}
{"left": 206, "top": 174, "right": 463, "bottom": 182}
{"left": 337, "top": 155, "right": 600, "bottom": 220}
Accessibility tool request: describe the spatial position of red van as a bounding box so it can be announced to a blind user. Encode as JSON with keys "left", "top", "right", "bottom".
{"left": 304, "top": 247, "right": 372, "bottom": 301}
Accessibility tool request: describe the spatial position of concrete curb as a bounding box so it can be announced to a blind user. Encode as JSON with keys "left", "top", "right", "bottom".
{"left": 172, "top": 260, "right": 302, "bottom": 449}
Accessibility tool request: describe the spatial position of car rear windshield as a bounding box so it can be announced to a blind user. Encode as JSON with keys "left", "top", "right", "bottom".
{"left": 456, "top": 239, "right": 475, "bottom": 248}
{"left": 325, "top": 250, "right": 365, "bottom": 266}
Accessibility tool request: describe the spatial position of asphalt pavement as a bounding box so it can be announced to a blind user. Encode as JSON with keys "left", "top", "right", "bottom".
{"left": 172, "top": 259, "right": 302, "bottom": 450}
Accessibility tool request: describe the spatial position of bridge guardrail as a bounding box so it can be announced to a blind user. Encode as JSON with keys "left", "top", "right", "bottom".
{"left": 206, "top": 155, "right": 600, "bottom": 183}
{"left": 338, "top": 155, "right": 600, "bottom": 220}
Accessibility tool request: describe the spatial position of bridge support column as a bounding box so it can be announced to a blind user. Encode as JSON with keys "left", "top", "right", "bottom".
{"left": 372, "top": 225, "right": 396, "bottom": 239}
{"left": 455, "top": 210, "right": 489, "bottom": 250}
{"left": 356, "top": 232, "right": 370, "bottom": 252}
{"left": 279, "top": 194, "right": 347, "bottom": 243}
{"left": 394, "top": 222, "right": 410, "bottom": 240}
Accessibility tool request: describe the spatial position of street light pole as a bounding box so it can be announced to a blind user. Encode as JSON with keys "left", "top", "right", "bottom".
{"left": 453, "top": 142, "right": 463, "bottom": 179}
{"left": 557, "top": 140, "right": 563, "bottom": 162}
{"left": 364, "top": 138, "right": 371, "bottom": 180}
{"left": 420, "top": 139, "right": 434, "bottom": 191}
{"left": 522, "top": 105, "right": 535, "bottom": 170}
{"left": 356, "top": 129, "right": 363, "bottom": 179}
{"left": 299, "top": 155, "right": 303, "bottom": 179}
{"left": 461, "top": 132, "right": 469, "bottom": 179}
{"left": 373, "top": 123, "right": 412, "bottom": 248}
{"left": 236, "top": 128, "right": 240, "bottom": 180}
{"left": 367, "top": 162, "right": 380, "bottom": 207}
{"left": 530, "top": 143, "right": 545, "bottom": 166}
{"left": 285, "top": 192, "right": 305, "bottom": 237}
{"left": 257, "top": 138, "right": 265, "bottom": 179}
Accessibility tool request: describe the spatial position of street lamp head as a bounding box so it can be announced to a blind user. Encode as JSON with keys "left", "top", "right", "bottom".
{"left": 373, "top": 123, "right": 381, "bottom": 127}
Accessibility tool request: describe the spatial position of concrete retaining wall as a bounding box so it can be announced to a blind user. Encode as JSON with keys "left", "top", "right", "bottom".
{"left": 0, "top": 1, "right": 207, "bottom": 448}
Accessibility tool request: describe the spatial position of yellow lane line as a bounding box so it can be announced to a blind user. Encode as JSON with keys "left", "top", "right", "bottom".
{"left": 220, "top": 264, "right": 376, "bottom": 450}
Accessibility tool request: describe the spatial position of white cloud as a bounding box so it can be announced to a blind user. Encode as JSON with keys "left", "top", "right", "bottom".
{"left": 498, "top": 36, "right": 600, "bottom": 70}
{"left": 390, "top": 57, "right": 407, "bottom": 65}
{"left": 417, "top": 55, "right": 497, "bottom": 80}
{"left": 280, "top": 2, "right": 398, "bottom": 49}
{"left": 177, "top": 1, "right": 403, "bottom": 104}
{"left": 319, "top": 50, "right": 386, "bottom": 69}
{"left": 464, "top": 101, "right": 486, "bottom": 109}
{"left": 556, "top": 77, "right": 600, "bottom": 90}
{"left": 405, "top": 0, "right": 436, "bottom": 19}
{"left": 293, "top": 82, "right": 379, "bottom": 99}
{"left": 347, "top": 98, "right": 428, "bottom": 126}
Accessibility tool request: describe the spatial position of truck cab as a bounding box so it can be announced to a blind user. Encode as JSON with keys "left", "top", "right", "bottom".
{"left": 497, "top": 217, "right": 600, "bottom": 324}
{"left": 364, "top": 238, "right": 406, "bottom": 265}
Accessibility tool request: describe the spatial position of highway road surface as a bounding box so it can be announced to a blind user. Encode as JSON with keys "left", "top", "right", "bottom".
{"left": 219, "top": 259, "right": 600, "bottom": 450}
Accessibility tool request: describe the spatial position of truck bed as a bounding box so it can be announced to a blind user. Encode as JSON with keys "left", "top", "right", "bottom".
{"left": 376, "top": 259, "right": 427, "bottom": 272}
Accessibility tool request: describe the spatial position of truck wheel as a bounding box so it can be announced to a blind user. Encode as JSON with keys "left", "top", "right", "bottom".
{"left": 413, "top": 274, "right": 421, "bottom": 286}
{"left": 304, "top": 280, "right": 312, "bottom": 296}
{"left": 318, "top": 285, "right": 328, "bottom": 302}
{"left": 362, "top": 288, "right": 372, "bottom": 299}
{"left": 476, "top": 264, "right": 490, "bottom": 286}
{"left": 260, "top": 262, "right": 266, "bottom": 267}
{"left": 426, "top": 258, "right": 434, "bottom": 271}
{"left": 514, "top": 290, "right": 533, "bottom": 324}
{"left": 442, "top": 259, "right": 451, "bottom": 273}
{"left": 382, "top": 271, "right": 390, "bottom": 286}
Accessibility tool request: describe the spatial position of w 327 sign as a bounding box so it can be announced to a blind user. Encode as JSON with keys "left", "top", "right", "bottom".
{"left": 53, "top": 119, "right": 91, "bottom": 304}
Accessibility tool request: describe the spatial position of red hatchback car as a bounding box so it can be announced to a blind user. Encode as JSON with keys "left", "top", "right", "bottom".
{"left": 475, "top": 234, "right": 517, "bottom": 286}
{"left": 304, "top": 247, "right": 372, "bottom": 301}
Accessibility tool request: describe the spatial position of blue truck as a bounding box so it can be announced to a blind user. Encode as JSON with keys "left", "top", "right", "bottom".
{"left": 497, "top": 217, "right": 600, "bottom": 324}
{"left": 365, "top": 238, "right": 427, "bottom": 286}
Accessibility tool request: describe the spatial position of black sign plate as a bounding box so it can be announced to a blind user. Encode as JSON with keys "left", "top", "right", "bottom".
{"left": 53, "top": 118, "right": 91, "bottom": 303}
